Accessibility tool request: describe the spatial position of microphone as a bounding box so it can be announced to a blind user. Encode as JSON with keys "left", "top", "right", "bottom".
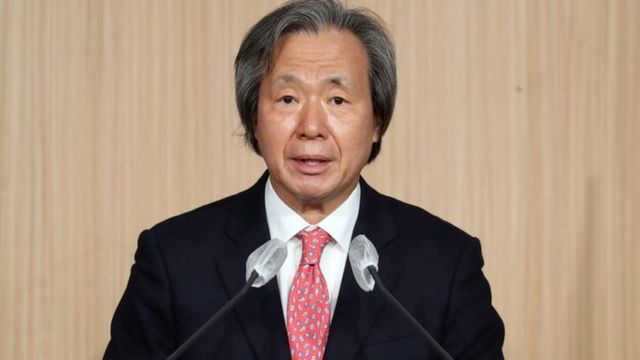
{"left": 349, "top": 235, "right": 454, "bottom": 360}
{"left": 166, "top": 238, "right": 287, "bottom": 360}
{"left": 245, "top": 237, "right": 288, "bottom": 287}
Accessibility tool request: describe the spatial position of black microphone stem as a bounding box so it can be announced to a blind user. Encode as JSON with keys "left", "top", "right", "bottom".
{"left": 166, "top": 271, "right": 260, "bottom": 360}
{"left": 367, "top": 266, "right": 454, "bottom": 360}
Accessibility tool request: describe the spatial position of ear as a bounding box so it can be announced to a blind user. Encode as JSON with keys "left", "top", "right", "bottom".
{"left": 372, "top": 124, "right": 381, "bottom": 143}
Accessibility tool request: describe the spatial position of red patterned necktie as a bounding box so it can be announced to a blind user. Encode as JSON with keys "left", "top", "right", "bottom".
{"left": 287, "top": 227, "right": 332, "bottom": 360}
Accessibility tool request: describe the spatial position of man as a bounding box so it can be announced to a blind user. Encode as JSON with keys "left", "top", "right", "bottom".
{"left": 104, "top": 1, "right": 505, "bottom": 359}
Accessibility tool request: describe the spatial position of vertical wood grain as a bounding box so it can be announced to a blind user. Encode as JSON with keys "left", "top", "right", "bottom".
{"left": 1, "top": 0, "right": 637, "bottom": 358}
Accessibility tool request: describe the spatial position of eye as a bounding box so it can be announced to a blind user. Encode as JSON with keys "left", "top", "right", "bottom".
{"left": 331, "top": 96, "right": 346, "bottom": 105}
{"left": 280, "top": 95, "right": 295, "bottom": 104}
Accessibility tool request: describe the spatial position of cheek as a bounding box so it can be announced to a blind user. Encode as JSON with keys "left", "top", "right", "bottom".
{"left": 255, "top": 124, "right": 277, "bottom": 157}
{"left": 255, "top": 107, "right": 276, "bottom": 150}
{"left": 255, "top": 116, "right": 293, "bottom": 158}
{"left": 339, "top": 129, "right": 377, "bottom": 163}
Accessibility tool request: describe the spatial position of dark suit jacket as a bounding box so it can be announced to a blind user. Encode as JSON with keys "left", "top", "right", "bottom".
{"left": 104, "top": 173, "right": 504, "bottom": 359}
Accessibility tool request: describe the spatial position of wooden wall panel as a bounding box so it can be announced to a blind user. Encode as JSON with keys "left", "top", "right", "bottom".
{"left": 1, "top": 0, "right": 637, "bottom": 358}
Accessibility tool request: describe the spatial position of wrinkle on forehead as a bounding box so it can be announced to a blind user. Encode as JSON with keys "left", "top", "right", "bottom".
{"left": 272, "top": 73, "right": 353, "bottom": 90}
{"left": 264, "top": 27, "right": 338, "bottom": 66}
{"left": 265, "top": 30, "right": 369, "bottom": 91}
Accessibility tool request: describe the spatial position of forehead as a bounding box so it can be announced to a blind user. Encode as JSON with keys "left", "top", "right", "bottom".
{"left": 265, "top": 30, "right": 369, "bottom": 85}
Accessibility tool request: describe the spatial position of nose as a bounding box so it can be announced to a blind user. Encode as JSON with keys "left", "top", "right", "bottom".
{"left": 296, "top": 98, "right": 328, "bottom": 140}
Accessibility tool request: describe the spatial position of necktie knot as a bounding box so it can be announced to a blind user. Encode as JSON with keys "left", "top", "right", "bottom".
{"left": 296, "top": 227, "right": 331, "bottom": 265}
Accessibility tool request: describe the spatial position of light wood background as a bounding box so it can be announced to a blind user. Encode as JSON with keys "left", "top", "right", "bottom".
{"left": 1, "top": 0, "right": 638, "bottom": 359}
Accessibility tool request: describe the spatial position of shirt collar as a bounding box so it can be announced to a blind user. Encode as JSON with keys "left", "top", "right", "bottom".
{"left": 264, "top": 177, "right": 360, "bottom": 252}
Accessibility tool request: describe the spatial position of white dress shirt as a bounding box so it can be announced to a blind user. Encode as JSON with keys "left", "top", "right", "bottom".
{"left": 264, "top": 177, "right": 360, "bottom": 321}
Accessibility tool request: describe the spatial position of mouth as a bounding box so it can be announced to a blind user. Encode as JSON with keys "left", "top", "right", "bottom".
{"left": 290, "top": 155, "right": 332, "bottom": 173}
{"left": 295, "top": 158, "right": 328, "bottom": 165}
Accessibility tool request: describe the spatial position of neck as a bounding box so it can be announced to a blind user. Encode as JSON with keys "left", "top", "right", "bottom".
{"left": 297, "top": 206, "right": 331, "bottom": 225}
{"left": 286, "top": 196, "right": 343, "bottom": 225}
{"left": 270, "top": 182, "right": 358, "bottom": 225}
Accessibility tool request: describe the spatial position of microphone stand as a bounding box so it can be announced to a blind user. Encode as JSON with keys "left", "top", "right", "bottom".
{"left": 166, "top": 271, "right": 260, "bottom": 360}
{"left": 367, "top": 266, "right": 454, "bottom": 360}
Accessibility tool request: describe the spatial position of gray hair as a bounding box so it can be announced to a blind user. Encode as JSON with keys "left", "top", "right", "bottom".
{"left": 234, "top": 0, "right": 396, "bottom": 163}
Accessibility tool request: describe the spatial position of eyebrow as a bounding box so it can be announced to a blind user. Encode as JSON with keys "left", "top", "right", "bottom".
{"left": 273, "top": 73, "right": 351, "bottom": 89}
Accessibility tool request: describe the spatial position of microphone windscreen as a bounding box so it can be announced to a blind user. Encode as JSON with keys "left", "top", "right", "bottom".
{"left": 348, "top": 234, "right": 379, "bottom": 292}
{"left": 245, "top": 238, "right": 288, "bottom": 288}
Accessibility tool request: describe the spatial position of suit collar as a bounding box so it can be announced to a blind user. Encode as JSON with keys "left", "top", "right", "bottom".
{"left": 324, "top": 177, "right": 405, "bottom": 359}
{"left": 351, "top": 177, "right": 397, "bottom": 247}
{"left": 216, "top": 172, "right": 291, "bottom": 359}
{"left": 217, "top": 173, "right": 404, "bottom": 359}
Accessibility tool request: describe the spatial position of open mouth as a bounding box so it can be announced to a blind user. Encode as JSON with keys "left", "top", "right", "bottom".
{"left": 295, "top": 158, "right": 328, "bottom": 166}
{"left": 291, "top": 156, "right": 331, "bottom": 172}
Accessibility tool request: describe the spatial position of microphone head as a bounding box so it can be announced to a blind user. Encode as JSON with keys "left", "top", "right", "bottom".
{"left": 245, "top": 238, "right": 288, "bottom": 288}
{"left": 348, "top": 234, "right": 379, "bottom": 292}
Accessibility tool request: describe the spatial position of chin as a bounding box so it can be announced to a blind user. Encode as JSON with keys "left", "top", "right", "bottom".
{"left": 293, "top": 187, "right": 332, "bottom": 204}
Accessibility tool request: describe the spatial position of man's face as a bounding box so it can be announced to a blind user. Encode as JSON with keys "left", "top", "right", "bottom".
{"left": 256, "top": 30, "right": 379, "bottom": 217}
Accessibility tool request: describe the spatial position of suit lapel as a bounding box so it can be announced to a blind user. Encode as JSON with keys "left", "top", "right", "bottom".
{"left": 215, "top": 173, "right": 291, "bottom": 359}
{"left": 215, "top": 174, "right": 404, "bottom": 359}
{"left": 324, "top": 178, "right": 405, "bottom": 359}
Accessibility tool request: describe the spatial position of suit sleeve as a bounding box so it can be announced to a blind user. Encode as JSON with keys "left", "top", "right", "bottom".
{"left": 104, "top": 229, "right": 176, "bottom": 359}
{"left": 442, "top": 237, "right": 505, "bottom": 359}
